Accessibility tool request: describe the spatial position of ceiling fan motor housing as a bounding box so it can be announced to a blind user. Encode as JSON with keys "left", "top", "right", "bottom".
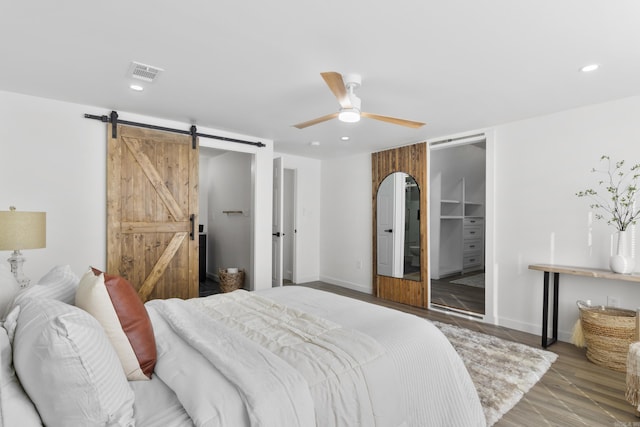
{"left": 343, "top": 73, "right": 362, "bottom": 89}
{"left": 344, "top": 74, "right": 362, "bottom": 111}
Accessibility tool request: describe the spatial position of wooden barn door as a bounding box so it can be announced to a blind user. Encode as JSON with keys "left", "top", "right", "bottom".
{"left": 107, "top": 124, "right": 199, "bottom": 301}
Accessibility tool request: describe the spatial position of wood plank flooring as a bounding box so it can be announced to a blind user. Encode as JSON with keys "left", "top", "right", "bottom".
{"left": 297, "top": 281, "right": 639, "bottom": 426}
{"left": 431, "top": 271, "right": 485, "bottom": 314}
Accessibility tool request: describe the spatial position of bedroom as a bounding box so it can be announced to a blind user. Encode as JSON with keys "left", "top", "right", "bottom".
{"left": 2, "top": 1, "right": 640, "bottom": 425}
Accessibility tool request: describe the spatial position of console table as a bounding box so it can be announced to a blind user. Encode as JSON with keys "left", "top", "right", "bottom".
{"left": 528, "top": 264, "right": 640, "bottom": 348}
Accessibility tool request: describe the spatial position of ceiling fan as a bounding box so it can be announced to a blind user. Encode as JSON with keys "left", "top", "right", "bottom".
{"left": 293, "top": 72, "right": 426, "bottom": 129}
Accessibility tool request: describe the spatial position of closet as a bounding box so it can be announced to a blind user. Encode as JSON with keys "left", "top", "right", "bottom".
{"left": 429, "top": 138, "right": 486, "bottom": 280}
{"left": 430, "top": 177, "right": 484, "bottom": 278}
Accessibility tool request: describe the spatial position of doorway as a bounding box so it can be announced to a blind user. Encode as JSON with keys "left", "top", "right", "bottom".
{"left": 429, "top": 136, "right": 486, "bottom": 315}
{"left": 283, "top": 168, "right": 296, "bottom": 284}
{"left": 272, "top": 157, "right": 297, "bottom": 287}
{"left": 199, "top": 147, "right": 253, "bottom": 295}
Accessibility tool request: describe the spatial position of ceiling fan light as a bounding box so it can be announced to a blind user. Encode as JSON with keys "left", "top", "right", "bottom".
{"left": 338, "top": 108, "right": 361, "bottom": 123}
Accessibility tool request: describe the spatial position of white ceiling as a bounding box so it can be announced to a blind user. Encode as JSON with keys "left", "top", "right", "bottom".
{"left": 1, "top": 1, "right": 639, "bottom": 159}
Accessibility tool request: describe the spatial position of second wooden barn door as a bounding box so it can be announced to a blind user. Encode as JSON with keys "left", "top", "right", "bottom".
{"left": 107, "top": 124, "right": 199, "bottom": 302}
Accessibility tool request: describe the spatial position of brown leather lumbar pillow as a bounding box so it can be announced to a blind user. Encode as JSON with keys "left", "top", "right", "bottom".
{"left": 75, "top": 267, "right": 157, "bottom": 380}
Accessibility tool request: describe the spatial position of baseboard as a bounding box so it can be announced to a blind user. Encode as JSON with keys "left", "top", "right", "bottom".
{"left": 293, "top": 275, "right": 320, "bottom": 285}
{"left": 319, "top": 275, "right": 372, "bottom": 294}
{"left": 496, "top": 316, "right": 572, "bottom": 343}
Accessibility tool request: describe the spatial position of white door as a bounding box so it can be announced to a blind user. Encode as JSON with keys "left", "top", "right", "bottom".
{"left": 272, "top": 157, "right": 284, "bottom": 287}
{"left": 377, "top": 175, "right": 395, "bottom": 277}
{"left": 377, "top": 173, "right": 406, "bottom": 278}
{"left": 393, "top": 174, "right": 406, "bottom": 278}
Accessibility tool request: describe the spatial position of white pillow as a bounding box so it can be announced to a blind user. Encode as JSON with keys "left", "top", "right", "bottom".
{"left": 10, "top": 265, "right": 79, "bottom": 313}
{"left": 13, "top": 298, "right": 135, "bottom": 427}
{"left": 0, "top": 265, "right": 20, "bottom": 321}
{"left": 0, "top": 326, "right": 41, "bottom": 426}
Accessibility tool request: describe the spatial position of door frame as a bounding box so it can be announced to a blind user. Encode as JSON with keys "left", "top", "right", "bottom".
{"left": 427, "top": 129, "right": 496, "bottom": 323}
{"left": 283, "top": 167, "right": 297, "bottom": 284}
{"left": 272, "top": 157, "right": 284, "bottom": 287}
{"left": 198, "top": 135, "right": 273, "bottom": 291}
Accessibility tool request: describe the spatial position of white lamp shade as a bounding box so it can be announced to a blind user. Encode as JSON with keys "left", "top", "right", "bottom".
{"left": 0, "top": 210, "right": 46, "bottom": 250}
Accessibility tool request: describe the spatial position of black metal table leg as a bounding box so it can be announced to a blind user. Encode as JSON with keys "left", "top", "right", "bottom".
{"left": 552, "top": 272, "right": 559, "bottom": 345}
{"left": 542, "top": 272, "right": 549, "bottom": 347}
{"left": 541, "top": 271, "right": 559, "bottom": 348}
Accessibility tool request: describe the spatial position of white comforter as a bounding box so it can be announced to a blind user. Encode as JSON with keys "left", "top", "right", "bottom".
{"left": 146, "top": 289, "right": 402, "bottom": 427}
{"left": 145, "top": 287, "right": 485, "bottom": 427}
{"left": 259, "top": 287, "right": 486, "bottom": 427}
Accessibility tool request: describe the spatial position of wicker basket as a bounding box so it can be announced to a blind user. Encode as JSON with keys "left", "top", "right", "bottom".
{"left": 577, "top": 300, "right": 637, "bottom": 372}
{"left": 218, "top": 269, "right": 244, "bottom": 293}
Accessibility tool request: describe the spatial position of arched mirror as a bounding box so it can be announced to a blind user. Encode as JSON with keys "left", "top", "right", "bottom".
{"left": 376, "top": 172, "right": 421, "bottom": 281}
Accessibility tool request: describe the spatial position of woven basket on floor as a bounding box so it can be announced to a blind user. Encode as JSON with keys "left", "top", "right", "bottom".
{"left": 577, "top": 300, "right": 636, "bottom": 372}
{"left": 218, "top": 269, "right": 244, "bottom": 293}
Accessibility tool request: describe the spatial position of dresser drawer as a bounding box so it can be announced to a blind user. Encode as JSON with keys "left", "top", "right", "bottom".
{"left": 463, "top": 253, "right": 483, "bottom": 268}
{"left": 464, "top": 218, "right": 483, "bottom": 226}
{"left": 463, "top": 239, "right": 482, "bottom": 253}
{"left": 463, "top": 226, "right": 483, "bottom": 239}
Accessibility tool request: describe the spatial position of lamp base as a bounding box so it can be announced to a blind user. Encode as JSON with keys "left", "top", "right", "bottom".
{"left": 8, "top": 250, "right": 31, "bottom": 288}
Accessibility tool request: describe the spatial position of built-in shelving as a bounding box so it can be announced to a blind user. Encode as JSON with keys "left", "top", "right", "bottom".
{"left": 430, "top": 176, "right": 485, "bottom": 279}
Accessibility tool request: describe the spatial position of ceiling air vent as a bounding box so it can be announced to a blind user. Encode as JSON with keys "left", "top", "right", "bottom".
{"left": 128, "top": 61, "right": 164, "bottom": 83}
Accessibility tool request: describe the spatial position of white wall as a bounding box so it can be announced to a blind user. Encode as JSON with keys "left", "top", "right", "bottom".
{"left": 6, "top": 88, "right": 640, "bottom": 342}
{"left": 493, "top": 95, "right": 640, "bottom": 340}
{"left": 275, "top": 153, "right": 321, "bottom": 284}
{"left": 320, "top": 153, "right": 372, "bottom": 292}
{"left": 320, "top": 96, "right": 640, "bottom": 342}
{"left": 0, "top": 90, "right": 274, "bottom": 289}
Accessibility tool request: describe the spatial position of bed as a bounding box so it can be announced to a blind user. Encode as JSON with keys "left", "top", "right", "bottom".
{"left": 0, "top": 265, "right": 486, "bottom": 427}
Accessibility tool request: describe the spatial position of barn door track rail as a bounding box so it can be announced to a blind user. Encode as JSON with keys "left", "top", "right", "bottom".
{"left": 84, "top": 110, "right": 265, "bottom": 149}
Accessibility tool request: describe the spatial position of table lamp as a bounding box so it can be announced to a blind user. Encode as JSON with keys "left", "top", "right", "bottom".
{"left": 0, "top": 206, "right": 46, "bottom": 288}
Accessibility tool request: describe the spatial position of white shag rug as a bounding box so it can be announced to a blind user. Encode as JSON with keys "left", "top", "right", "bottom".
{"left": 434, "top": 321, "right": 558, "bottom": 426}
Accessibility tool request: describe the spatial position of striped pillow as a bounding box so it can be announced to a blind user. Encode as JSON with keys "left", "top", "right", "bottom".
{"left": 12, "top": 265, "right": 79, "bottom": 307}
{"left": 0, "top": 326, "right": 43, "bottom": 426}
{"left": 12, "top": 298, "right": 135, "bottom": 427}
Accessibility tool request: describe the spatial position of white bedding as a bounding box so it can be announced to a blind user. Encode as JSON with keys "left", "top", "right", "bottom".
{"left": 144, "top": 287, "right": 485, "bottom": 427}
{"left": 147, "top": 296, "right": 317, "bottom": 427}
{"left": 188, "top": 289, "right": 400, "bottom": 427}
{"left": 129, "top": 375, "right": 192, "bottom": 427}
{"left": 2, "top": 285, "right": 485, "bottom": 427}
{"left": 258, "top": 286, "right": 486, "bottom": 427}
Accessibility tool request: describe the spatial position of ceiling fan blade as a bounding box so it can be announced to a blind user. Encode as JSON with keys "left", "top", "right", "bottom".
{"left": 361, "top": 112, "right": 426, "bottom": 129}
{"left": 320, "top": 72, "right": 352, "bottom": 109}
{"left": 292, "top": 112, "right": 339, "bottom": 129}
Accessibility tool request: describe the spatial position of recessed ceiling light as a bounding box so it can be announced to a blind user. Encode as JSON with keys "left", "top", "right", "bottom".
{"left": 580, "top": 64, "right": 599, "bottom": 73}
{"left": 310, "top": 141, "right": 320, "bottom": 146}
{"left": 129, "top": 84, "right": 144, "bottom": 91}
{"left": 341, "top": 136, "right": 350, "bottom": 141}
